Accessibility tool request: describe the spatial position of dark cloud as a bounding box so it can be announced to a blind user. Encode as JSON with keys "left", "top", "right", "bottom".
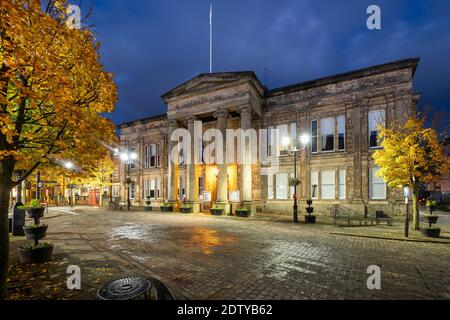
{"left": 88, "top": 0, "right": 450, "bottom": 124}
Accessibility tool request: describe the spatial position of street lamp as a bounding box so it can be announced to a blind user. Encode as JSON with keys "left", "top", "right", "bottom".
{"left": 403, "top": 186, "right": 410, "bottom": 237}
{"left": 64, "top": 161, "right": 74, "bottom": 170}
{"left": 120, "top": 151, "right": 137, "bottom": 210}
{"left": 63, "top": 161, "right": 75, "bottom": 206}
{"left": 282, "top": 133, "right": 310, "bottom": 223}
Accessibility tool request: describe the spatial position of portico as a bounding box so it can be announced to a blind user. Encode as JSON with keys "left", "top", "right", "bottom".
{"left": 161, "top": 72, "right": 264, "bottom": 213}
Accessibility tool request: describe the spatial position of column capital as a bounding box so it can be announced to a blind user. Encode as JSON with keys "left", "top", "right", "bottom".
{"left": 239, "top": 105, "right": 252, "bottom": 118}
{"left": 167, "top": 119, "right": 178, "bottom": 130}
{"left": 187, "top": 115, "right": 197, "bottom": 125}
{"left": 213, "top": 108, "right": 228, "bottom": 119}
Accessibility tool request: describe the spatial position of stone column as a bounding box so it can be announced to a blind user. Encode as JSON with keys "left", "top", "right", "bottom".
{"left": 167, "top": 120, "right": 178, "bottom": 205}
{"left": 240, "top": 106, "right": 255, "bottom": 215}
{"left": 186, "top": 116, "right": 200, "bottom": 212}
{"left": 214, "top": 109, "right": 230, "bottom": 215}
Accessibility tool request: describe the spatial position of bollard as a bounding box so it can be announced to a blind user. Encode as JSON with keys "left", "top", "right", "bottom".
{"left": 13, "top": 202, "right": 25, "bottom": 236}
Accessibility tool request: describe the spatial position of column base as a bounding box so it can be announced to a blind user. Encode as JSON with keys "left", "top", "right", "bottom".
{"left": 242, "top": 201, "right": 256, "bottom": 216}
{"left": 214, "top": 201, "right": 231, "bottom": 215}
{"left": 167, "top": 200, "right": 179, "bottom": 210}
{"left": 187, "top": 201, "right": 200, "bottom": 213}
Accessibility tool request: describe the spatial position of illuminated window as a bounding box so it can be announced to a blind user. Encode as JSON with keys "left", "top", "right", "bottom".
{"left": 339, "top": 169, "right": 346, "bottom": 200}
{"left": 276, "top": 173, "right": 288, "bottom": 200}
{"left": 369, "top": 166, "right": 386, "bottom": 199}
{"left": 321, "top": 170, "right": 335, "bottom": 199}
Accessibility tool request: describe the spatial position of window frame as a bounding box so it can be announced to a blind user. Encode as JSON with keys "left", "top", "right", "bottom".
{"left": 320, "top": 117, "right": 335, "bottom": 153}
{"left": 337, "top": 115, "right": 346, "bottom": 151}
{"left": 321, "top": 170, "right": 336, "bottom": 200}
{"left": 368, "top": 110, "right": 386, "bottom": 149}
{"left": 338, "top": 168, "right": 346, "bottom": 200}
{"left": 311, "top": 171, "right": 319, "bottom": 199}
{"left": 275, "top": 172, "right": 289, "bottom": 200}
{"left": 369, "top": 166, "right": 387, "bottom": 200}
{"left": 311, "top": 120, "right": 318, "bottom": 154}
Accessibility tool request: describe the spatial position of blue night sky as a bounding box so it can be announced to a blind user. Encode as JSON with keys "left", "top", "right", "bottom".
{"left": 86, "top": 0, "right": 450, "bottom": 125}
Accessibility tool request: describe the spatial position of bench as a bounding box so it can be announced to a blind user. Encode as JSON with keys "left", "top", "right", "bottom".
{"left": 108, "top": 198, "right": 124, "bottom": 210}
{"left": 331, "top": 205, "right": 392, "bottom": 226}
{"left": 330, "top": 205, "right": 375, "bottom": 226}
{"left": 374, "top": 210, "right": 392, "bottom": 226}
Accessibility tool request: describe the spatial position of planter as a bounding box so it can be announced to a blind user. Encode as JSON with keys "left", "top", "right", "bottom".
{"left": 235, "top": 209, "right": 250, "bottom": 218}
{"left": 420, "top": 227, "right": 441, "bottom": 238}
{"left": 305, "top": 207, "right": 314, "bottom": 214}
{"left": 425, "top": 215, "right": 438, "bottom": 225}
{"left": 305, "top": 215, "right": 316, "bottom": 224}
{"left": 210, "top": 208, "right": 224, "bottom": 216}
{"left": 144, "top": 206, "right": 153, "bottom": 212}
{"left": 306, "top": 200, "right": 313, "bottom": 206}
{"left": 160, "top": 206, "right": 173, "bottom": 213}
{"left": 23, "top": 225, "right": 48, "bottom": 241}
{"left": 26, "top": 207, "right": 45, "bottom": 219}
{"left": 180, "top": 207, "right": 192, "bottom": 214}
{"left": 18, "top": 244, "right": 53, "bottom": 264}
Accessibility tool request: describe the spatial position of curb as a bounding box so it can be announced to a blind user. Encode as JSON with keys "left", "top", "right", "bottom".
{"left": 329, "top": 232, "right": 450, "bottom": 244}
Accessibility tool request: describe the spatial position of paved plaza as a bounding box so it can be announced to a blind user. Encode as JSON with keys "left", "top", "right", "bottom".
{"left": 7, "top": 207, "right": 450, "bottom": 300}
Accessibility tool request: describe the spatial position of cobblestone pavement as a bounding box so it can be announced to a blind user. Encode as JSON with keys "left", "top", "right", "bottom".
{"left": 8, "top": 206, "right": 450, "bottom": 300}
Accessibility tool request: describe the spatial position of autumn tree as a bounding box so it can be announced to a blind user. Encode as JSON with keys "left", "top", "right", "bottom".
{"left": 70, "top": 155, "right": 116, "bottom": 204}
{"left": 0, "top": 0, "right": 117, "bottom": 298}
{"left": 373, "top": 117, "right": 450, "bottom": 231}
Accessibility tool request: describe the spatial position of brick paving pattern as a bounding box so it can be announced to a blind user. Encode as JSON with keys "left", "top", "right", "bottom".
{"left": 7, "top": 207, "right": 450, "bottom": 300}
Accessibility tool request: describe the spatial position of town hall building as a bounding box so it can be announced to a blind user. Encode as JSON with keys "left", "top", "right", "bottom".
{"left": 115, "top": 57, "right": 420, "bottom": 216}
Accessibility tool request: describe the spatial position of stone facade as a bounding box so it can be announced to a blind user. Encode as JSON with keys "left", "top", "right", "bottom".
{"left": 117, "top": 58, "right": 420, "bottom": 216}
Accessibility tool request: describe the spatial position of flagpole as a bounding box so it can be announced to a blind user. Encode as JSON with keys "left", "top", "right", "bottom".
{"left": 209, "top": 4, "right": 212, "bottom": 73}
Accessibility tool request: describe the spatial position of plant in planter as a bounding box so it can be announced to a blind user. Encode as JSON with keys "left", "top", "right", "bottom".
{"left": 145, "top": 195, "right": 152, "bottom": 211}
{"left": 210, "top": 205, "right": 224, "bottom": 216}
{"left": 179, "top": 204, "right": 192, "bottom": 214}
{"left": 18, "top": 242, "right": 54, "bottom": 264}
{"left": 160, "top": 203, "right": 174, "bottom": 213}
{"left": 235, "top": 207, "right": 250, "bottom": 218}
{"left": 421, "top": 199, "right": 440, "bottom": 238}
{"left": 177, "top": 197, "right": 191, "bottom": 213}
{"left": 289, "top": 177, "right": 301, "bottom": 187}
{"left": 19, "top": 199, "right": 53, "bottom": 264}
{"left": 304, "top": 199, "right": 316, "bottom": 224}
{"left": 24, "top": 199, "right": 45, "bottom": 220}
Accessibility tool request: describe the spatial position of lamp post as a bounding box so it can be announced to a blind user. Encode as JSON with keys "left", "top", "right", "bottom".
{"left": 120, "top": 151, "right": 137, "bottom": 211}
{"left": 282, "top": 134, "right": 310, "bottom": 223}
{"left": 403, "top": 186, "right": 410, "bottom": 238}
{"left": 63, "top": 161, "right": 74, "bottom": 207}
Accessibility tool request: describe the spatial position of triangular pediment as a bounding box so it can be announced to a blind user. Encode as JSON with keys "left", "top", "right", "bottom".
{"left": 162, "top": 71, "right": 264, "bottom": 101}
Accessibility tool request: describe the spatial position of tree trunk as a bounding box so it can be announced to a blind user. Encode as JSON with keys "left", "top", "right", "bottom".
{"left": 412, "top": 186, "right": 420, "bottom": 231}
{"left": 0, "top": 179, "right": 12, "bottom": 299}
